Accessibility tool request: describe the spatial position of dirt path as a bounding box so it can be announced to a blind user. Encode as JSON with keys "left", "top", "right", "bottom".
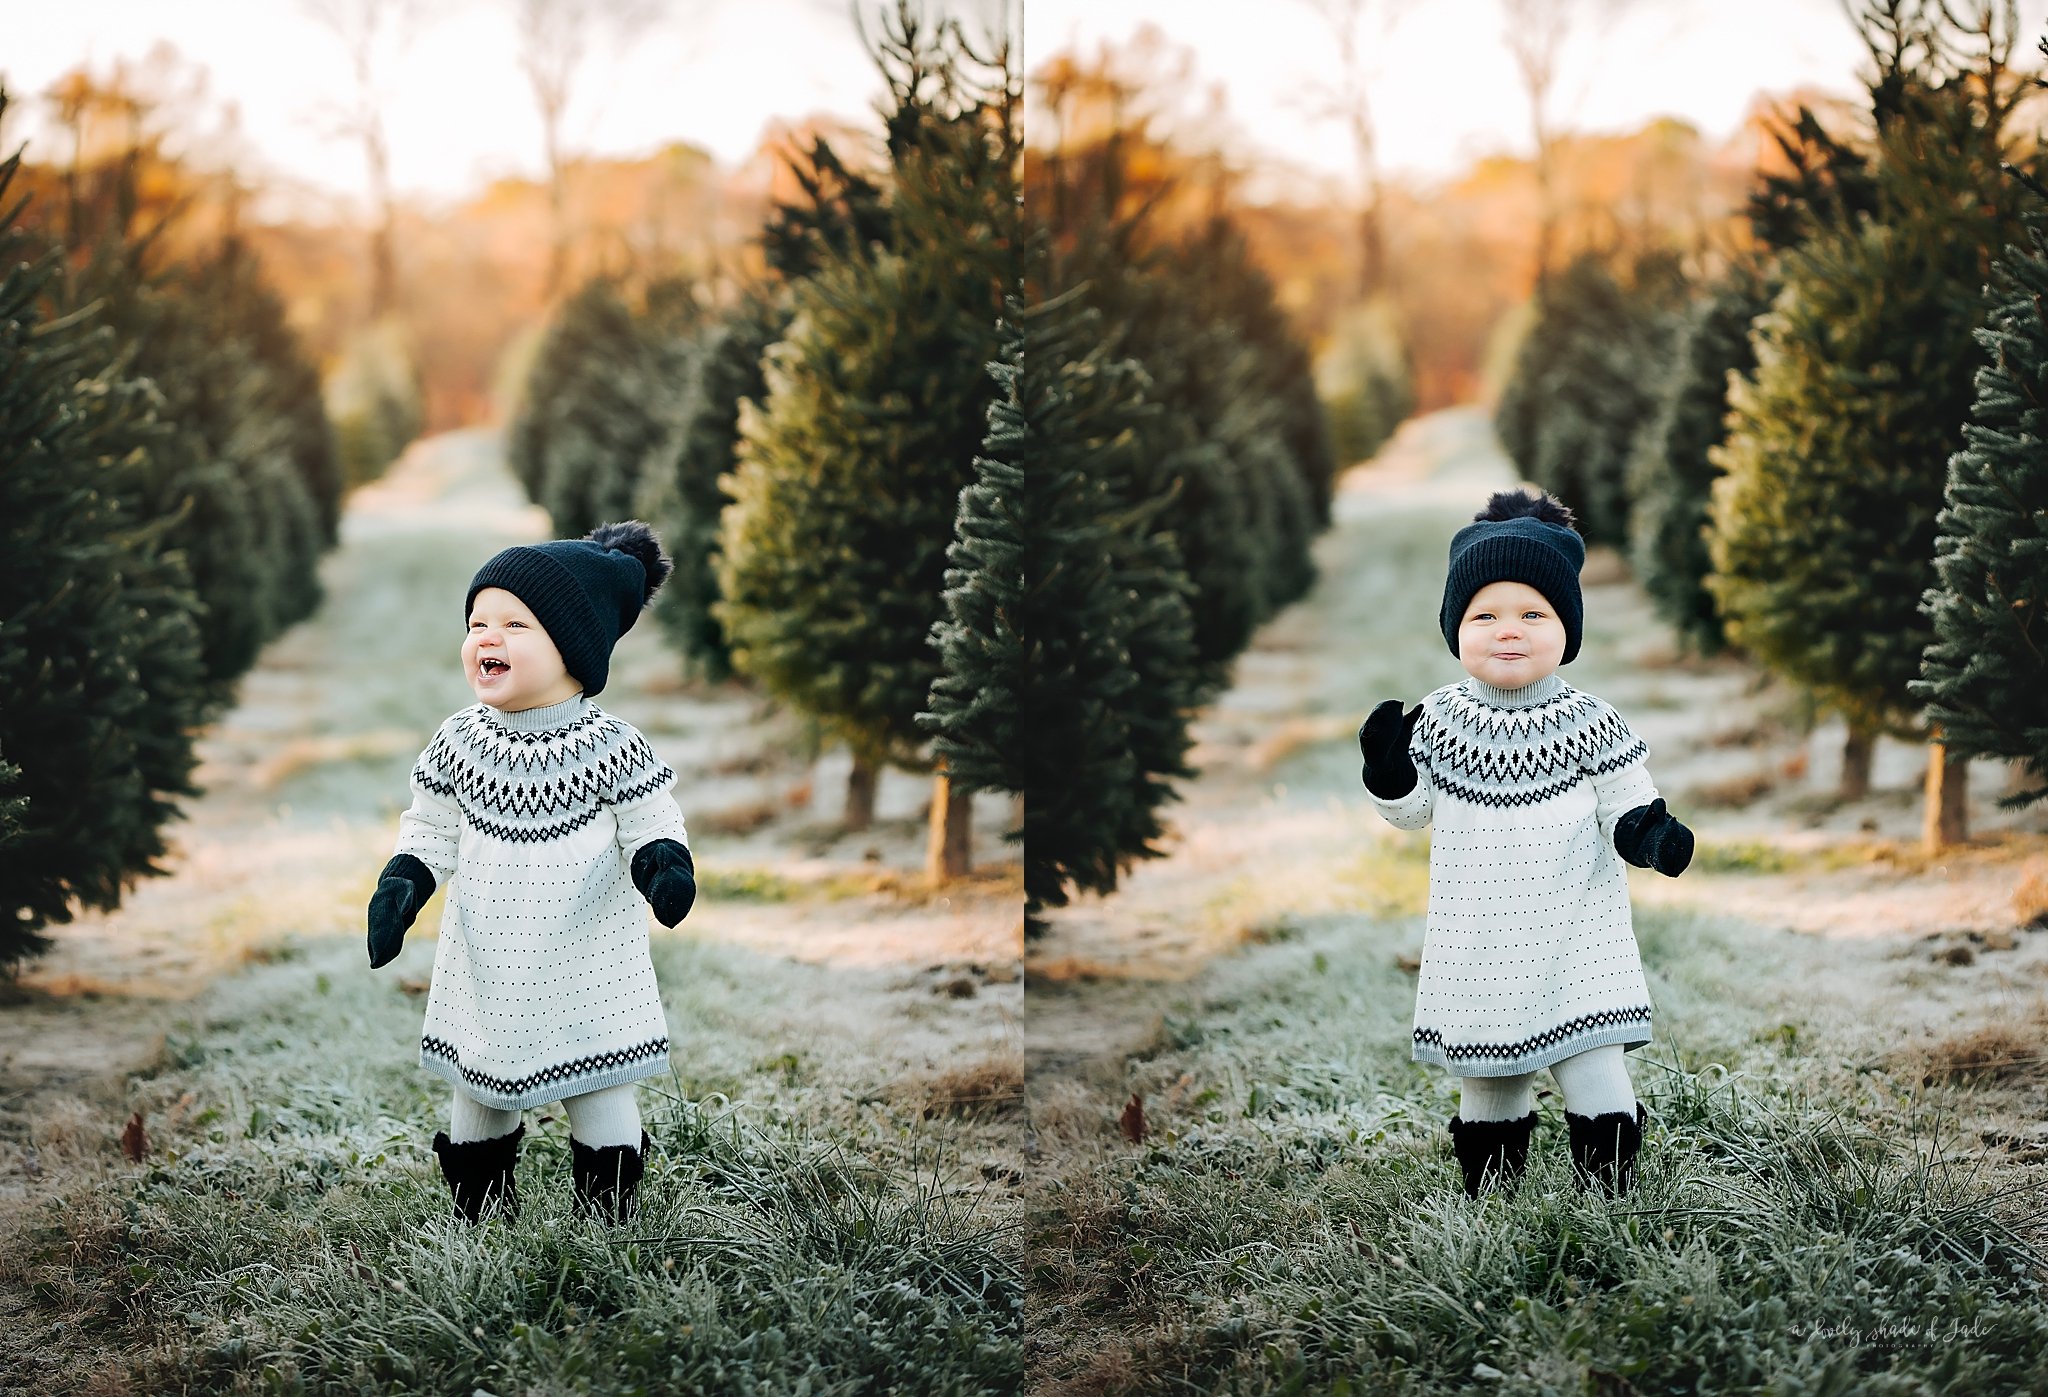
{"left": 1, "top": 427, "right": 1021, "bottom": 1187}
{"left": 1027, "top": 406, "right": 2048, "bottom": 1103}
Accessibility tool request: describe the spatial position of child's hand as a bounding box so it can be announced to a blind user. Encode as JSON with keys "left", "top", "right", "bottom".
{"left": 630, "top": 839, "right": 696, "bottom": 928}
{"left": 1358, "top": 699, "right": 1423, "bottom": 798}
{"left": 1613, "top": 798, "right": 1694, "bottom": 877}
{"left": 367, "top": 854, "right": 436, "bottom": 968}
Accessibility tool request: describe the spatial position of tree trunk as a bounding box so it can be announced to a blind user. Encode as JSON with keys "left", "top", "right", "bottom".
{"left": 927, "top": 767, "right": 973, "bottom": 884}
{"left": 843, "top": 754, "right": 877, "bottom": 833}
{"left": 1923, "top": 734, "right": 1969, "bottom": 851}
{"left": 1839, "top": 723, "right": 1875, "bottom": 803}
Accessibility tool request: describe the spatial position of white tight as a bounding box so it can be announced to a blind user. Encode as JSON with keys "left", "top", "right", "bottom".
{"left": 1456, "top": 1043, "right": 1636, "bottom": 1122}
{"left": 447, "top": 1081, "right": 643, "bottom": 1148}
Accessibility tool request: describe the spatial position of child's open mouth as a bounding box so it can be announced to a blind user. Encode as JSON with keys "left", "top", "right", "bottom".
{"left": 478, "top": 658, "right": 511, "bottom": 686}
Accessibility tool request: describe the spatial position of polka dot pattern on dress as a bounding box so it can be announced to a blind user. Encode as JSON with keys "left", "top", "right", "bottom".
{"left": 393, "top": 693, "right": 689, "bottom": 1111}
{"left": 1365, "top": 672, "right": 1658, "bottom": 1077}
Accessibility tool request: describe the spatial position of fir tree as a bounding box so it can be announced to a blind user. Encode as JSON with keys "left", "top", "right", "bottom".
{"left": 65, "top": 219, "right": 298, "bottom": 703}
{"left": 1910, "top": 211, "right": 2048, "bottom": 805}
{"left": 647, "top": 291, "right": 792, "bottom": 683}
{"left": 1711, "top": 5, "right": 2039, "bottom": 817}
{"left": 718, "top": 232, "right": 1000, "bottom": 778}
{"left": 760, "top": 136, "right": 893, "bottom": 282}
{"left": 718, "top": 2, "right": 1013, "bottom": 833}
{"left": 1707, "top": 217, "right": 1982, "bottom": 755}
{"left": 920, "top": 290, "right": 1198, "bottom": 928}
{"left": 1627, "top": 262, "right": 1777, "bottom": 656}
{"left": 511, "top": 276, "right": 681, "bottom": 539}
{"left": 0, "top": 128, "right": 208, "bottom": 969}
{"left": 1496, "top": 250, "right": 1688, "bottom": 548}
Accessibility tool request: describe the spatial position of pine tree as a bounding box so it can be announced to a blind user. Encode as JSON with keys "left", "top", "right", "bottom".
{"left": 0, "top": 129, "right": 208, "bottom": 969}
{"left": 1910, "top": 210, "right": 2048, "bottom": 805}
{"left": 1707, "top": 217, "right": 1982, "bottom": 757}
{"left": 1711, "top": 6, "right": 2038, "bottom": 821}
{"left": 511, "top": 276, "right": 682, "bottom": 539}
{"left": 1496, "top": 250, "right": 1688, "bottom": 548}
{"left": 1627, "top": 262, "right": 1777, "bottom": 656}
{"left": 718, "top": 2, "right": 1013, "bottom": 838}
{"left": 647, "top": 291, "right": 791, "bottom": 682}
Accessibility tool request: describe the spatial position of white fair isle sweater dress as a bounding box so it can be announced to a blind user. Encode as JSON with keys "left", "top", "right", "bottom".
{"left": 391, "top": 693, "right": 687, "bottom": 1110}
{"left": 1365, "top": 672, "right": 1659, "bottom": 1077}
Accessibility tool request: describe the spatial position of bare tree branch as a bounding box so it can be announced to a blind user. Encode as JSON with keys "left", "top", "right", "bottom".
{"left": 514, "top": 0, "right": 669, "bottom": 299}
{"left": 302, "top": 0, "right": 429, "bottom": 313}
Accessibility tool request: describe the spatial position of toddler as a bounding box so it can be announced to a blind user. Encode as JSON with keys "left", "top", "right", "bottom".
{"left": 366, "top": 520, "right": 697, "bottom": 1223}
{"left": 1357, "top": 489, "right": 1693, "bottom": 1199}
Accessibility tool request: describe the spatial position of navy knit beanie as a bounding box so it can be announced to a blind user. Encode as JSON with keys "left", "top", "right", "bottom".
{"left": 465, "top": 521, "right": 672, "bottom": 698}
{"left": 1439, "top": 489, "right": 1586, "bottom": 664}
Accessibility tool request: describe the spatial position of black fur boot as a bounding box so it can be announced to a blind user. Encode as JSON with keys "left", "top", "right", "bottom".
{"left": 1447, "top": 1111, "right": 1539, "bottom": 1198}
{"left": 1565, "top": 1102, "right": 1649, "bottom": 1197}
{"left": 431, "top": 1122, "right": 524, "bottom": 1222}
{"left": 571, "top": 1131, "right": 650, "bottom": 1223}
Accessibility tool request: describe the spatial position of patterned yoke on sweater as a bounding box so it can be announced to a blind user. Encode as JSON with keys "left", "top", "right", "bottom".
{"left": 1365, "top": 672, "right": 1659, "bottom": 1077}
{"left": 392, "top": 693, "right": 687, "bottom": 1110}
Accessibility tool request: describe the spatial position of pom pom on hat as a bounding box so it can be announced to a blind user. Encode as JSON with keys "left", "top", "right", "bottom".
{"left": 586, "top": 520, "right": 673, "bottom": 606}
{"left": 1474, "top": 487, "right": 1578, "bottom": 531}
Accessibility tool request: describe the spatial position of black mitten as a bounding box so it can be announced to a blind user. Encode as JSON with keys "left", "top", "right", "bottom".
{"left": 1358, "top": 699, "right": 1423, "bottom": 798}
{"left": 1612, "top": 798, "right": 1694, "bottom": 877}
{"left": 631, "top": 838, "right": 696, "bottom": 927}
{"left": 367, "top": 854, "right": 436, "bottom": 968}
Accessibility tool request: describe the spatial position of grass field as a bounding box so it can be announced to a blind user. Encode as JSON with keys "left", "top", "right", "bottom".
{"left": 9, "top": 932, "right": 1021, "bottom": 1395}
{"left": 0, "top": 429, "right": 1024, "bottom": 1396}
{"left": 1026, "top": 901, "right": 2048, "bottom": 1394}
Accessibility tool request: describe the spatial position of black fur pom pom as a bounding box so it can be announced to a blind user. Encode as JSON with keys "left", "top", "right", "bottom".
{"left": 1474, "top": 488, "right": 1578, "bottom": 532}
{"left": 587, "top": 519, "right": 673, "bottom": 606}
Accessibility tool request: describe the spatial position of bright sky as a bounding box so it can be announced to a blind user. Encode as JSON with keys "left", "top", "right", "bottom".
{"left": 0, "top": 0, "right": 1008, "bottom": 215}
{"left": 1025, "top": 0, "right": 2048, "bottom": 193}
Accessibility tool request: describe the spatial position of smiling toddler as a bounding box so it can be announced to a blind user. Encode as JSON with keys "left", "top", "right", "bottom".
{"left": 365, "top": 520, "right": 697, "bottom": 1224}
{"left": 1357, "top": 489, "right": 1695, "bottom": 1200}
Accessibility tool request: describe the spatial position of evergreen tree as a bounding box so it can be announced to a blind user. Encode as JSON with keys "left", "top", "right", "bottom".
{"left": 1708, "top": 217, "right": 1982, "bottom": 747}
{"left": 1910, "top": 211, "right": 2048, "bottom": 805}
{"left": 760, "top": 136, "right": 893, "bottom": 282}
{"left": 510, "top": 276, "right": 682, "bottom": 538}
{"left": 718, "top": 3, "right": 1013, "bottom": 824}
{"left": 327, "top": 315, "right": 425, "bottom": 491}
{"left": 1746, "top": 103, "right": 1882, "bottom": 254}
{"left": 1082, "top": 241, "right": 1318, "bottom": 678}
{"left": 1319, "top": 297, "right": 1415, "bottom": 472}
{"left": 719, "top": 233, "right": 1000, "bottom": 775}
{"left": 1495, "top": 250, "right": 1689, "bottom": 548}
{"left": 64, "top": 220, "right": 325, "bottom": 708}
{"left": 1627, "top": 262, "right": 1777, "bottom": 656}
{"left": 0, "top": 130, "right": 208, "bottom": 969}
{"left": 1710, "top": 5, "right": 2038, "bottom": 816}
{"left": 647, "top": 291, "right": 791, "bottom": 682}
{"left": 920, "top": 291, "right": 1199, "bottom": 927}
